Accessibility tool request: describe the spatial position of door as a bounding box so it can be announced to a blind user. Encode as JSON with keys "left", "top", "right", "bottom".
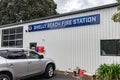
{"left": 27, "top": 50, "right": 44, "bottom": 75}
{"left": 7, "top": 59, "right": 28, "bottom": 78}
{"left": 6, "top": 51, "right": 28, "bottom": 78}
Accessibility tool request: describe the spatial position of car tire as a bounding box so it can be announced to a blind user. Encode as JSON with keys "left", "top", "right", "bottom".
{"left": 44, "top": 64, "right": 54, "bottom": 78}
{"left": 0, "top": 74, "right": 11, "bottom": 80}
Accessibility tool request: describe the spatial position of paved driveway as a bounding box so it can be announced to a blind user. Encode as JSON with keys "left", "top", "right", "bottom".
{"left": 23, "top": 72, "right": 81, "bottom": 80}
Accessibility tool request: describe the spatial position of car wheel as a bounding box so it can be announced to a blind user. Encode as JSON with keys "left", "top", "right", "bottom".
{"left": 44, "top": 64, "right": 54, "bottom": 78}
{"left": 0, "top": 74, "right": 11, "bottom": 80}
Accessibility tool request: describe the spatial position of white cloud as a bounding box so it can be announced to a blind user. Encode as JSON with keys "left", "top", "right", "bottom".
{"left": 63, "top": 0, "right": 82, "bottom": 12}
{"left": 54, "top": 0, "right": 117, "bottom": 13}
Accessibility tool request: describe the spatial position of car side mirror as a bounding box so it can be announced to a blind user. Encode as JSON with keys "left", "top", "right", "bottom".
{"left": 39, "top": 55, "right": 44, "bottom": 59}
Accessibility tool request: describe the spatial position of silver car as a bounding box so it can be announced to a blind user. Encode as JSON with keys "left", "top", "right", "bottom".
{"left": 0, "top": 48, "right": 56, "bottom": 80}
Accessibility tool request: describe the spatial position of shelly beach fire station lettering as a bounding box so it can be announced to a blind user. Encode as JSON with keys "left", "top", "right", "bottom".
{"left": 28, "top": 14, "right": 100, "bottom": 32}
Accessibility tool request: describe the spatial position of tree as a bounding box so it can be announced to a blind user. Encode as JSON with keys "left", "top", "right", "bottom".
{"left": 112, "top": 0, "right": 120, "bottom": 22}
{"left": 0, "top": 0, "right": 57, "bottom": 25}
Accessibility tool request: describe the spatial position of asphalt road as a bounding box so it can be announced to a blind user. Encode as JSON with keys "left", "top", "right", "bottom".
{"left": 23, "top": 72, "right": 80, "bottom": 80}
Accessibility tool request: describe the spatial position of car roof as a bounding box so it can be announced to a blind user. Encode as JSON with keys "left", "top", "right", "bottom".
{"left": 0, "top": 48, "right": 28, "bottom": 51}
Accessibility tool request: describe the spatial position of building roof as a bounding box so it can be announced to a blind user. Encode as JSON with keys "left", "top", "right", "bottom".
{"left": 0, "top": 3, "right": 120, "bottom": 28}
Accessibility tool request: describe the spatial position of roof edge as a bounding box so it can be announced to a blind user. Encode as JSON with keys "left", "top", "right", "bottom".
{"left": 0, "top": 2, "right": 120, "bottom": 28}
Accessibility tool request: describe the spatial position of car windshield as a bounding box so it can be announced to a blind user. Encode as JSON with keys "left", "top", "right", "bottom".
{"left": 0, "top": 50, "right": 8, "bottom": 58}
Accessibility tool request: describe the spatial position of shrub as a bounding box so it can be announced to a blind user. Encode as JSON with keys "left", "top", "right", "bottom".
{"left": 96, "top": 63, "right": 120, "bottom": 80}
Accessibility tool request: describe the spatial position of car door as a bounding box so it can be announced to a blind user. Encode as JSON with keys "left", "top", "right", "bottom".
{"left": 6, "top": 51, "right": 29, "bottom": 78}
{"left": 27, "top": 50, "right": 44, "bottom": 75}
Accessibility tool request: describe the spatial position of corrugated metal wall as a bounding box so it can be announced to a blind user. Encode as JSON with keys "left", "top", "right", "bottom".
{"left": 23, "top": 6, "right": 120, "bottom": 74}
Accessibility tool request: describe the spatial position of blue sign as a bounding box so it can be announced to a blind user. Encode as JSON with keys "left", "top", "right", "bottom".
{"left": 28, "top": 14, "right": 100, "bottom": 32}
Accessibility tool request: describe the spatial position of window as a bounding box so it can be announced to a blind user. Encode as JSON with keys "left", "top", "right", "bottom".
{"left": 16, "top": 34, "right": 23, "bottom": 39}
{"left": 10, "top": 28, "right": 15, "bottom": 34}
{"left": 7, "top": 51, "right": 26, "bottom": 59}
{"left": 3, "top": 35, "right": 9, "bottom": 40}
{"left": 0, "top": 50, "right": 8, "bottom": 58}
{"left": 3, "top": 41, "right": 8, "bottom": 46}
{"left": 101, "top": 40, "right": 120, "bottom": 56}
{"left": 9, "top": 35, "right": 15, "bottom": 40}
{"left": 2, "top": 27, "right": 23, "bottom": 48}
{"left": 9, "top": 41, "right": 15, "bottom": 46}
{"left": 27, "top": 51, "right": 39, "bottom": 59}
{"left": 16, "top": 40, "right": 23, "bottom": 47}
{"left": 16, "top": 27, "right": 23, "bottom": 33}
{"left": 3, "top": 29, "right": 9, "bottom": 34}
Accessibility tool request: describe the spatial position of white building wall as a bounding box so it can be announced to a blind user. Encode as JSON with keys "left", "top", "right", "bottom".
{"left": 23, "top": 6, "right": 120, "bottom": 74}
{"left": 0, "top": 6, "right": 120, "bottom": 74}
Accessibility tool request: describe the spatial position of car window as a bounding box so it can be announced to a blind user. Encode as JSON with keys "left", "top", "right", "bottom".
{"left": 7, "top": 51, "right": 27, "bottom": 59}
{"left": 0, "top": 50, "right": 8, "bottom": 58}
{"left": 27, "top": 51, "right": 39, "bottom": 59}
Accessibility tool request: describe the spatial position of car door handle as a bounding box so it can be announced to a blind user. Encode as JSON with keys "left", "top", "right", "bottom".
{"left": 9, "top": 63, "right": 14, "bottom": 67}
{"left": 28, "top": 61, "right": 32, "bottom": 64}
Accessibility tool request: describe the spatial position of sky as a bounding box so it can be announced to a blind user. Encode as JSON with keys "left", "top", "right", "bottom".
{"left": 54, "top": 0, "right": 117, "bottom": 13}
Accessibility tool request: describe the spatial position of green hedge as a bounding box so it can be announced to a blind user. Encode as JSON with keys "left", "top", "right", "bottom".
{"left": 96, "top": 63, "right": 120, "bottom": 80}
